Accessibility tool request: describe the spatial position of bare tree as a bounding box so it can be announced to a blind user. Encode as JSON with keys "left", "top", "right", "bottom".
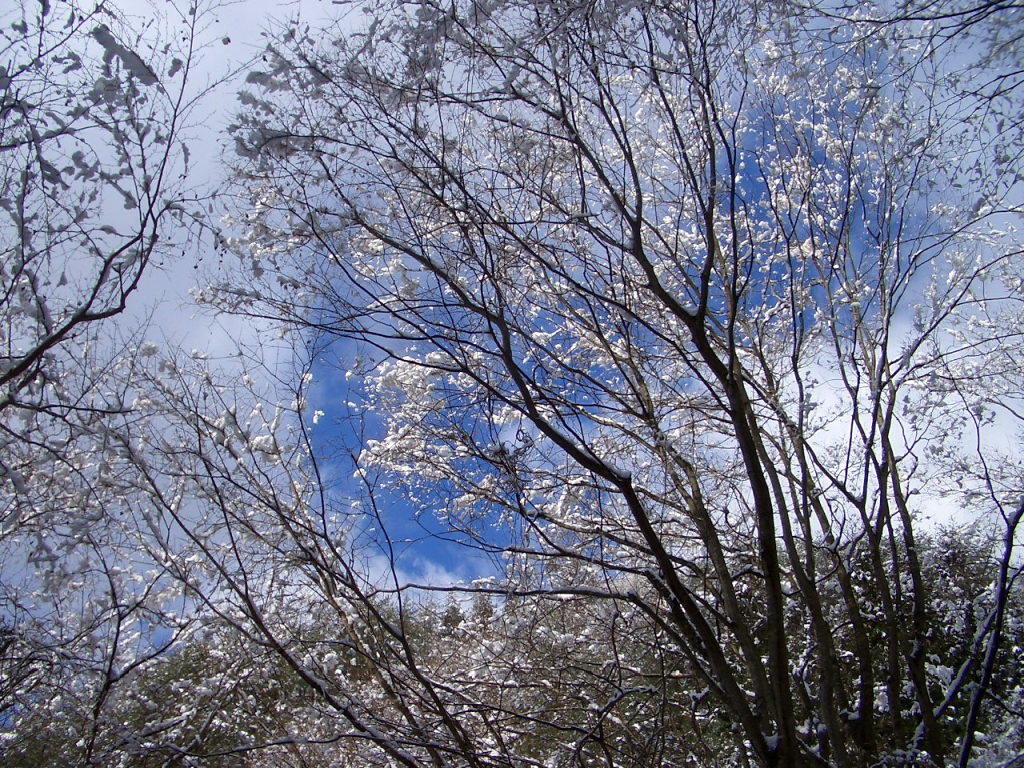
{"left": 0, "top": 1, "right": 219, "bottom": 763}
{"left": 129, "top": 0, "right": 1024, "bottom": 766}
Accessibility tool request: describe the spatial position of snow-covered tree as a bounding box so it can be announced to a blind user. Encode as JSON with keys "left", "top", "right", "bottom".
{"left": 0, "top": 1, "right": 216, "bottom": 762}
{"left": 212, "top": 0, "right": 1024, "bottom": 765}
{"left": 7, "top": 0, "right": 1022, "bottom": 765}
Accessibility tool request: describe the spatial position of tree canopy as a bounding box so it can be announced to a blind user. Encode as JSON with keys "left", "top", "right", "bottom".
{"left": 2, "top": 0, "right": 1023, "bottom": 766}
